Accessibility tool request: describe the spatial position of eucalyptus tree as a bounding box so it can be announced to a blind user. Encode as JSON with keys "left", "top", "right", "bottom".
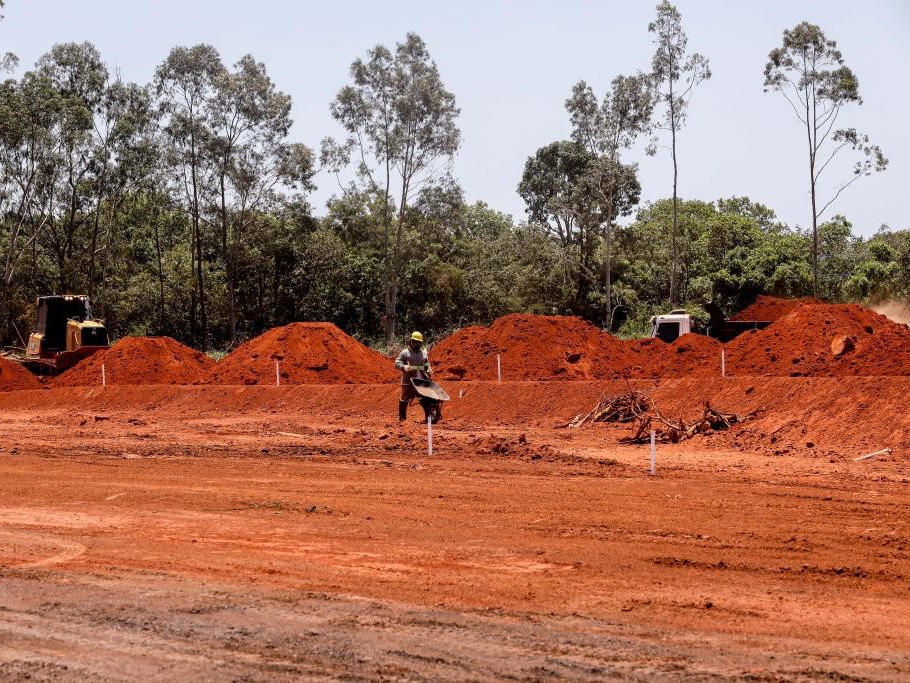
{"left": 764, "top": 22, "right": 887, "bottom": 296}
{"left": 322, "top": 32, "right": 460, "bottom": 345}
{"left": 0, "top": 71, "right": 64, "bottom": 340}
{"left": 155, "top": 44, "right": 225, "bottom": 348}
{"left": 205, "top": 55, "right": 315, "bottom": 344}
{"left": 35, "top": 42, "right": 108, "bottom": 292}
{"left": 518, "top": 140, "right": 640, "bottom": 316}
{"left": 565, "top": 73, "right": 653, "bottom": 317}
{"left": 91, "top": 80, "right": 160, "bottom": 315}
{"left": 648, "top": 0, "right": 710, "bottom": 304}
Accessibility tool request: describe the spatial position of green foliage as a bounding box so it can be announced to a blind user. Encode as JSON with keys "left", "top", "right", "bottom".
{"left": 0, "top": 34, "right": 903, "bottom": 354}
{"left": 764, "top": 21, "right": 888, "bottom": 294}
{"left": 322, "top": 32, "right": 461, "bottom": 344}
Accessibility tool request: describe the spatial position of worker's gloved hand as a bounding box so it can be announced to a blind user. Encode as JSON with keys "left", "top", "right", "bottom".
{"left": 425, "top": 367, "right": 433, "bottom": 376}
{"left": 403, "top": 364, "right": 413, "bottom": 371}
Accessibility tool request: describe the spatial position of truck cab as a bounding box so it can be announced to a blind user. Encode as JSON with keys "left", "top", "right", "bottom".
{"left": 649, "top": 302, "right": 772, "bottom": 343}
{"left": 649, "top": 310, "right": 693, "bottom": 343}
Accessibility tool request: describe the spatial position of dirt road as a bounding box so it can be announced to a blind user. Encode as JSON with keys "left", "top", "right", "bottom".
{"left": 1, "top": 384, "right": 909, "bottom": 681}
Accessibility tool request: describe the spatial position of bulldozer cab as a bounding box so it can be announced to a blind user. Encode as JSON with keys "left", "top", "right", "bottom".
{"left": 30, "top": 295, "right": 107, "bottom": 355}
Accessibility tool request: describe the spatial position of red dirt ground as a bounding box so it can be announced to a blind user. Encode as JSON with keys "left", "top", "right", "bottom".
{"left": 3, "top": 305, "right": 909, "bottom": 677}
{"left": 0, "top": 381, "right": 908, "bottom": 679}
{"left": 731, "top": 294, "right": 822, "bottom": 321}
{"left": 726, "top": 303, "right": 910, "bottom": 376}
{"left": 207, "top": 322, "right": 396, "bottom": 385}
{"left": 625, "top": 333, "right": 723, "bottom": 378}
{"left": 431, "top": 313, "right": 632, "bottom": 381}
{"left": 0, "top": 355, "right": 41, "bottom": 391}
{"left": 52, "top": 336, "right": 214, "bottom": 387}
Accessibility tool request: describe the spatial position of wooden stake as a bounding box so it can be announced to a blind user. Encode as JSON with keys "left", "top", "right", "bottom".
{"left": 275, "top": 360, "right": 280, "bottom": 386}
{"left": 102, "top": 364, "right": 106, "bottom": 387}
{"left": 650, "top": 430, "right": 656, "bottom": 476}
{"left": 427, "top": 415, "right": 433, "bottom": 457}
{"left": 854, "top": 448, "right": 891, "bottom": 462}
{"left": 497, "top": 354, "right": 501, "bottom": 383}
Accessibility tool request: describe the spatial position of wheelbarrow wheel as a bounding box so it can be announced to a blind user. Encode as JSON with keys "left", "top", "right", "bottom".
{"left": 419, "top": 397, "right": 442, "bottom": 424}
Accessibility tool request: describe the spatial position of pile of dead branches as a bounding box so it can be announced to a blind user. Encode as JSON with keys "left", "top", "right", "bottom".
{"left": 564, "top": 388, "right": 653, "bottom": 428}
{"left": 564, "top": 386, "right": 752, "bottom": 443}
{"left": 621, "top": 402, "right": 752, "bottom": 444}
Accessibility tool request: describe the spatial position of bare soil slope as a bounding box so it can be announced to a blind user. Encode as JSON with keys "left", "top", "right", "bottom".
{"left": 432, "top": 313, "right": 632, "bottom": 381}
{"left": 208, "top": 322, "right": 396, "bottom": 385}
{"left": 726, "top": 303, "right": 910, "bottom": 376}
{"left": 54, "top": 336, "right": 214, "bottom": 387}
{"left": 731, "top": 295, "right": 822, "bottom": 321}
{"left": 0, "top": 356, "right": 41, "bottom": 391}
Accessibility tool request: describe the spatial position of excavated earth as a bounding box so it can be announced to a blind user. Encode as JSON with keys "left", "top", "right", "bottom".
{"left": 0, "top": 355, "right": 41, "bottom": 391}
{"left": 52, "top": 336, "right": 214, "bottom": 387}
{"left": 207, "top": 322, "right": 395, "bottom": 385}
{"left": 731, "top": 294, "right": 822, "bottom": 321}
{"left": 2, "top": 299, "right": 909, "bottom": 681}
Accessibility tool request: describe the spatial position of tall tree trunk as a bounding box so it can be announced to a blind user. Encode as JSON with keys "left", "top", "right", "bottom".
{"left": 806, "top": 84, "right": 818, "bottom": 298}
{"left": 810, "top": 166, "right": 818, "bottom": 298}
{"left": 88, "top": 164, "right": 109, "bottom": 299}
{"left": 220, "top": 170, "right": 237, "bottom": 345}
{"left": 604, "top": 182, "right": 615, "bottom": 327}
{"left": 190, "top": 137, "right": 206, "bottom": 350}
{"left": 383, "top": 249, "right": 394, "bottom": 347}
{"left": 388, "top": 170, "right": 412, "bottom": 347}
{"left": 0, "top": 280, "right": 10, "bottom": 347}
{"left": 152, "top": 209, "right": 166, "bottom": 335}
{"left": 671, "top": 132, "right": 678, "bottom": 306}
{"left": 669, "top": 81, "right": 679, "bottom": 306}
{"left": 381, "top": 160, "right": 395, "bottom": 347}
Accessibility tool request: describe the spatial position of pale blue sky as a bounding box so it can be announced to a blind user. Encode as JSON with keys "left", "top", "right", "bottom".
{"left": 2, "top": 0, "right": 907, "bottom": 235}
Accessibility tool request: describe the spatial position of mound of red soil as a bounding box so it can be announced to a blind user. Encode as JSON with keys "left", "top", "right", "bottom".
{"left": 54, "top": 337, "right": 214, "bottom": 387}
{"left": 731, "top": 295, "right": 822, "bottom": 321}
{"left": 208, "top": 322, "right": 395, "bottom": 385}
{"left": 0, "top": 356, "right": 41, "bottom": 391}
{"left": 432, "top": 314, "right": 633, "bottom": 381}
{"left": 726, "top": 303, "right": 910, "bottom": 376}
{"left": 625, "top": 334, "right": 723, "bottom": 378}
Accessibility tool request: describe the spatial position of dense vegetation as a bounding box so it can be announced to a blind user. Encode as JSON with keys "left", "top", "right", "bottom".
{"left": 0, "top": 3, "right": 899, "bottom": 351}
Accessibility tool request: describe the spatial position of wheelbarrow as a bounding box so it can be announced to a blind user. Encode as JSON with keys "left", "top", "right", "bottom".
{"left": 411, "top": 377, "right": 450, "bottom": 423}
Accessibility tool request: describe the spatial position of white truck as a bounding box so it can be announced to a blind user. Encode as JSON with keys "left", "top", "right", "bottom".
{"left": 649, "top": 303, "right": 771, "bottom": 343}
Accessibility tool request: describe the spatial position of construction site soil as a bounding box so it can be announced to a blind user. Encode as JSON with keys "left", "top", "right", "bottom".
{"left": 731, "top": 295, "right": 822, "bottom": 321}
{"left": 0, "top": 355, "right": 41, "bottom": 391}
{"left": 431, "top": 305, "right": 910, "bottom": 381}
{"left": 207, "top": 322, "right": 395, "bottom": 385}
{"left": 1, "top": 299, "right": 909, "bottom": 680}
{"left": 52, "top": 336, "right": 214, "bottom": 387}
{"left": 431, "top": 313, "right": 634, "bottom": 381}
{"left": 33, "top": 302, "right": 910, "bottom": 390}
{"left": 725, "top": 303, "right": 910, "bottom": 377}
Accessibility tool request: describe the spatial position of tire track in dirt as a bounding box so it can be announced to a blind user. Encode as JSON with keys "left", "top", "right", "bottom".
{"left": 0, "top": 529, "right": 86, "bottom": 569}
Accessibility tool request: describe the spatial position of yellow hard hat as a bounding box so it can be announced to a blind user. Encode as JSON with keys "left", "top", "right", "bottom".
{"left": 410, "top": 331, "right": 424, "bottom": 343}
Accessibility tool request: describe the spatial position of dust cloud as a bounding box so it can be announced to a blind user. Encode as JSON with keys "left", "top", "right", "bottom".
{"left": 872, "top": 300, "right": 910, "bottom": 325}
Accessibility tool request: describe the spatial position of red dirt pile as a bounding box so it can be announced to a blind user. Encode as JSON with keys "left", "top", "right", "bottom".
{"left": 726, "top": 303, "right": 910, "bottom": 376}
{"left": 625, "top": 334, "right": 723, "bottom": 378}
{"left": 432, "top": 314, "right": 634, "bottom": 381}
{"left": 0, "top": 356, "right": 41, "bottom": 391}
{"left": 54, "top": 337, "right": 214, "bottom": 387}
{"left": 731, "top": 295, "right": 821, "bottom": 321}
{"left": 208, "top": 322, "right": 396, "bottom": 385}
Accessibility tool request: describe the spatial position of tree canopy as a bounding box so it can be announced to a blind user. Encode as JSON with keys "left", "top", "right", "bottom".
{"left": 0, "top": 19, "right": 898, "bottom": 353}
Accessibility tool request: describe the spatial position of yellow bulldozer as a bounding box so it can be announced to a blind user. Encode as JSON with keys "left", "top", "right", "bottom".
{"left": 3, "top": 295, "right": 109, "bottom": 374}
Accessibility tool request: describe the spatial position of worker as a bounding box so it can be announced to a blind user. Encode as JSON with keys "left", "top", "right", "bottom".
{"left": 394, "top": 331, "right": 432, "bottom": 421}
